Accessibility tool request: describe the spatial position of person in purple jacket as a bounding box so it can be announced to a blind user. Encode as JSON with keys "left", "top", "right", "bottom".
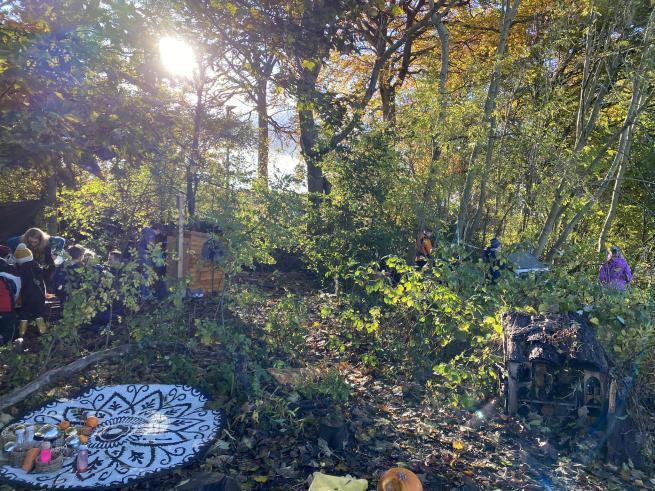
{"left": 599, "top": 246, "right": 632, "bottom": 290}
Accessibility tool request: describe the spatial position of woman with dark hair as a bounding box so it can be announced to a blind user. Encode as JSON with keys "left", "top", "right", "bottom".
{"left": 599, "top": 246, "right": 632, "bottom": 291}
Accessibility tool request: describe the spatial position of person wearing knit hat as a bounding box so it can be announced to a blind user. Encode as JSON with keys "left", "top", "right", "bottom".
{"left": 16, "top": 243, "right": 46, "bottom": 325}
{"left": 14, "top": 243, "right": 34, "bottom": 265}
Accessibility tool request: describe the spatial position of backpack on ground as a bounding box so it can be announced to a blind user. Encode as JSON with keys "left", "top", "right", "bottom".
{"left": 0, "top": 276, "right": 17, "bottom": 313}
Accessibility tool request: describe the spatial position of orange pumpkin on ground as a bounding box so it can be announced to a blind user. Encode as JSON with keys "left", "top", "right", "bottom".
{"left": 377, "top": 467, "right": 423, "bottom": 491}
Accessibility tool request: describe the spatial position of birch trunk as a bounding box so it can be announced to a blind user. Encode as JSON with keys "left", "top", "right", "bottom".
{"left": 256, "top": 79, "right": 269, "bottom": 187}
{"left": 597, "top": 10, "right": 655, "bottom": 251}
{"left": 545, "top": 89, "right": 651, "bottom": 261}
{"left": 535, "top": 1, "right": 635, "bottom": 255}
{"left": 187, "top": 77, "right": 204, "bottom": 219}
{"left": 596, "top": 108, "right": 636, "bottom": 253}
{"left": 456, "top": 0, "right": 520, "bottom": 244}
{"left": 412, "top": 15, "right": 449, "bottom": 263}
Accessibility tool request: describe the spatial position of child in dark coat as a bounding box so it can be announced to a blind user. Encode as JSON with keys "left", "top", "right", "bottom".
{"left": 15, "top": 243, "right": 46, "bottom": 323}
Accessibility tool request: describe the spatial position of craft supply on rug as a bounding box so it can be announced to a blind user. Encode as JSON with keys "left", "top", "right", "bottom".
{"left": 0, "top": 384, "right": 225, "bottom": 489}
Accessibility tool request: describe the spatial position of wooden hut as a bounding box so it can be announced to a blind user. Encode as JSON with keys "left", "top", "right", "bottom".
{"left": 500, "top": 311, "right": 609, "bottom": 418}
{"left": 165, "top": 230, "right": 224, "bottom": 293}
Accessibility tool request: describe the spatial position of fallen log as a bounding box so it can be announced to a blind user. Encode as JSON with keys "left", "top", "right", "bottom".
{"left": 1, "top": 341, "right": 235, "bottom": 413}
{"left": 0, "top": 344, "right": 132, "bottom": 412}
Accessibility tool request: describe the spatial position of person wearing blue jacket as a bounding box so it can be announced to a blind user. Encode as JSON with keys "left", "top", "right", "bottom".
{"left": 483, "top": 237, "right": 503, "bottom": 284}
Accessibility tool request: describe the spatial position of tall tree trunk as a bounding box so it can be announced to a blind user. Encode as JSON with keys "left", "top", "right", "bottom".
{"left": 44, "top": 170, "right": 58, "bottom": 235}
{"left": 468, "top": 127, "right": 493, "bottom": 241}
{"left": 535, "top": 4, "right": 635, "bottom": 256}
{"left": 296, "top": 54, "right": 329, "bottom": 196}
{"left": 380, "top": 75, "right": 396, "bottom": 124}
{"left": 456, "top": 0, "right": 520, "bottom": 244}
{"left": 597, "top": 9, "right": 654, "bottom": 251}
{"left": 520, "top": 143, "right": 538, "bottom": 235}
{"left": 187, "top": 81, "right": 204, "bottom": 219}
{"left": 534, "top": 179, "right": 565, "bottom": 258}
{"left": 544, "top": 167, "right": 619, "bottom": 262}
{"left": 256, "top": 78, "right": 269, "bottom": 187}
{"left": 596, "top": 110, "right": 636, "bottom": 253}
{"left": 299, "top": 100, "right": 329, "bottom": 196}
{"left": 456, "top": 153, "right": 476, "bottom": 244}
{"left": 544, "top": 92, "right": 648, "bottom": 261}
{"left": 413, "top": 15, "right": 449, "bottom": 262}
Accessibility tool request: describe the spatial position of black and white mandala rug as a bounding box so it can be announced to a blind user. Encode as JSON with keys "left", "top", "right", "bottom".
{"left": 0, "top": 384, "right": 225, "bottom": 489}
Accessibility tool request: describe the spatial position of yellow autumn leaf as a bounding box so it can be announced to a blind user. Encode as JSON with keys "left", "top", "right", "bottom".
{"left": 302, "top": 59, "right": 316, "bottom": 71}
{"left": 253, "top": 475, "right": 269, "bottom": 483}
{"left": 225, "top": 2, "right": 237, "bottom": 16}
{"left": 452, "top": 439, "right": 465, "bottom": 451}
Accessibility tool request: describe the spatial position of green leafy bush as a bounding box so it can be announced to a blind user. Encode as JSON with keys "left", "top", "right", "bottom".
{"left": 336, "top": 242, "right": 655, "bottom": 408}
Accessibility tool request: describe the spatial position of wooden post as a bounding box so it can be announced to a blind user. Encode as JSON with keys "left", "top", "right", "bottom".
{"left": 177, "top": 193, "right": 185, "bottom": 282}
{"left": 507, "top": 362, "right": 519, "bottom": 415}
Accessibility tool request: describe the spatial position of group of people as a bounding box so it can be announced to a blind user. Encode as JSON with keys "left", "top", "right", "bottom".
{"left": 0, "top": 228, "right": 58, "bottom": 344}
{"left": 0, "top": 225, "right": 169, "bottom": 345}
{"left": 414, "top": 229, "right": 633, "bottom": 290}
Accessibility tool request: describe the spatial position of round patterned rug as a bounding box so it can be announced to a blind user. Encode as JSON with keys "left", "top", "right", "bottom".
{"left": 0, "top": 384, "right": 225, "bottom": 489}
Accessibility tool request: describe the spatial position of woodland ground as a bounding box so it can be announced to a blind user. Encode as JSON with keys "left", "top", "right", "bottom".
{"left": 0, "top": 271, "right": 652, "bottom": 491}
